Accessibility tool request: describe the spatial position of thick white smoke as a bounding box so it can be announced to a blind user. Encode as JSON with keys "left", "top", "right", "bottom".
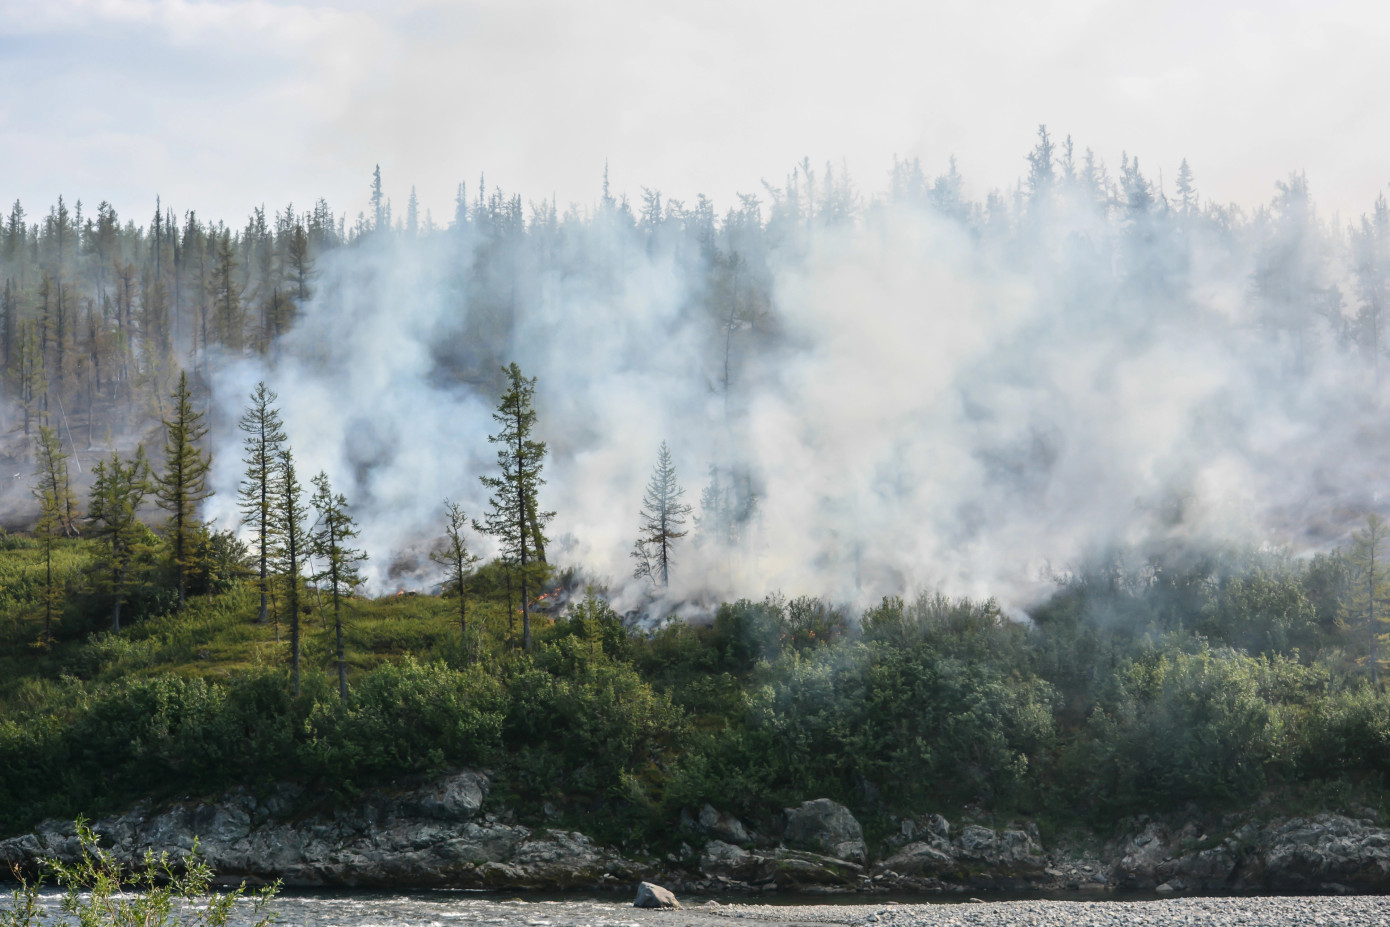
{"left": 202, "top": 166, "right": 1390, "bottom": 615}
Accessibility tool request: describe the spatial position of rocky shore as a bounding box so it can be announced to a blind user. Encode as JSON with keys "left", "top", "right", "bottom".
{"left": 666, "top": 897, "right": 1390, "bottom": 927}
{"left": 3, "top": 768, "right": 1390, "bottom": 895}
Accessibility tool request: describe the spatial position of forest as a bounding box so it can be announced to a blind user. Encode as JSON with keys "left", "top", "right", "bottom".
{"left": 4, "top": 128, "right": 1390, "bottom": 849}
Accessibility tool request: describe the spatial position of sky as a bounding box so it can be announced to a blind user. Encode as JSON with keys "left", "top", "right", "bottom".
{"left": 2, "top": 0, "right": 1389, "bottom": 233}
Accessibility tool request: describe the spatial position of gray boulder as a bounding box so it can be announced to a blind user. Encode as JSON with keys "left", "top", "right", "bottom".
{"left": 700, "top": 839, "right": 762, "bottom": 882}
{"left": 634, "top": 881, "right": 680, "bottom": 908}
{"left": 954, "top": 824, "right": 1045, "bottom": 872}
{"left": 881, "top": 840, "right": 954, "bottom": 876}
{"left": 410, "top": 770, "right": 489, "bottom": 821}
{"left": 769, "top": 848, "right": 864, "bottom": 889}
{"left": 698, "top": 804, "right": 750, "bottom": 845}
{"left": 783, "top": 799, "right": 867, "bottom": 865}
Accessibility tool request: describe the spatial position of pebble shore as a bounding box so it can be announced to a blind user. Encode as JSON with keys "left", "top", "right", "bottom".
{"left": 656, "top": 897, "right": 1390, "bottom": 927}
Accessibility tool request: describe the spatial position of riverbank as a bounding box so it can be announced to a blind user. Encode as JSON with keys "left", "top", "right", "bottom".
{"left": 13, "top": 890, "right": 1390, "bottom": 927}
{"left": 670, "top": 897, "right": 1390, "bottom": 927}
{"left": 4, "top": 768, "right": 1390, "bottom": 897}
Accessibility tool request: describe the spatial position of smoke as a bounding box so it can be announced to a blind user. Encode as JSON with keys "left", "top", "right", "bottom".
{"left": 188, "top": 158, "right": 1390, "bottom": 613}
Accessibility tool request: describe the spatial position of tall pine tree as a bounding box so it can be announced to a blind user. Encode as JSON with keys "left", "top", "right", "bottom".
{"left": 238, "top": 381, "right": 287, "bottom": 624}
{"left": 476, "top": 363, "right": 552, "bottom": 651}
{"left": 310, "top": 471, "right": 366, "bottom": 700}
{"left": 1343, "top": 513, "right": 1390, "bottom": 689}
{"left": 432, "top": 499, "right": 482, "bottom": 658}
{"left": 154, "top": 370, "right": 212, "bottom": 606}
{"left": 631, "top": 441, "right": 691, "bottom": 588}
{"left": 272, "top": 447, "right": 309, "bottom": 695}
{"left": 32, "top": 425, "right": 77, "bottom": 645}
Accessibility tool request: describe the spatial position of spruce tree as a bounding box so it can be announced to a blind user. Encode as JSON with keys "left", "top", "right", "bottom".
{"left": 154, "top": 370, "right": 212, "bottom": 606}
{"left": 238, "top": 381, "right": 287, "bottom": 624}
{"left": 32, "top": 425, "right": 77, "bottom": 645}
{"left": 86, "top": 447, "right": 152, "bottom": 631}
{"left": 1343, "top": 513, "right": 1390, "bottom": 689}
{"left": 476, "top": 363, "right": 552, "bottom": 651}
{"left": 272, "top": 447, "right": 309, "bottom": 695}
{"left": 631, "top": 441, "right": 691, "bottom": 588}
{"left": 17, "top": 320, "right": 46, "bottom": 436}
{"left": 431, "top": 499, "right": 482, "bottom": 657}
{"left": 211, "top": 229, "right": 242, "bottom": 352}
{"left": 310, "top": 471, "right": 366, "bottom": 700}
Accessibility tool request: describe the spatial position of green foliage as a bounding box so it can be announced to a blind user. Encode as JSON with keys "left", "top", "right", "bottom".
{"left": 507, "top": 635, "right": 684, "bottom": 791}
{"left": 154, "top": 371, "right": 213, "bottom": 606}
{"left": 85, "top": 447, "right": 155, "bottom": 632}
{"left": 185, "top": 528, "right": 253, "bottom": 599}
{"left": 1201, "top": 570, "right": 1319, "bottom": 657}
{"left": 0, "top": 818, "right": 278, "bottom": 927}
{"left": 9, "top": 536, "right": 1390, "bottom": 851}
{"left": 667, "top": 638, "right": 1054, "bottom": 816}
{"left": 302, "top": 658, "right": 505, "bottom": 785}
{"left": 1066, "top": 645, "right": 1279, "bottom": 816}
{"left": 476, "top": 362, "right": 553, "bottom": 651}
{"left": 237, "top": 381, "right": 287, "bottom": 625}
{"left": 1295, "top": 683, "right": 1390, "bottom": 781}
{"left": 1341, "top": 514, "right": 1390, "bottom": 683}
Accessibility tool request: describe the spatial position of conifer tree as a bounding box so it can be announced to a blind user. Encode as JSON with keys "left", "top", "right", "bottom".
{"left": 631, "top": 441, "right": 692, "bottom": 588}
{"left": 286, "top": 222, "right": 311, "bottom": 303}
{"left": 16, "top": 320, "right": 45, "bottom": 436}
{"left": 211, "top": 229, "right": 242, "bottom": 351}
{"left": 272, "top": 447, "right": 309, "bottom": 695}
{"left": 310, "top": 471, "right": 366, "bottom": 700}
{"left": 432, "top": 499, "right": 482, "bottom": 656}
{"left": 476, "top": 363, "right": 552, "bottom": 651}
{"left": 1343, "top": 513, "right": 1390, "bottom": 689}
{"left": 86, "top": 447, "right": 152, "bottom": 631}
{"left": 154, "top": 370, "right": 212, "bottom": 606}
{"left": 1175, "top": 158, "right": 1198, "bottom": 215}
{"left": 238, "top": 382, "right": 287, "bottom": 623}
{"left": 32, "top": 425, "right": 77, "bottom": 645}
{"left": 370, "top": 165, "right": 386, "bottom": 233}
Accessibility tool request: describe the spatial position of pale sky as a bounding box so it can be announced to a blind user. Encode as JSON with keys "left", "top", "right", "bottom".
{"left": 3, "top": 0, "right": 1389, "bottom": 228}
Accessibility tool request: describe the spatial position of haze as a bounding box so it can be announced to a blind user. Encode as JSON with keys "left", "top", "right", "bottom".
{"left": 3, "top": 0, "right": 1390, "bottom": 225}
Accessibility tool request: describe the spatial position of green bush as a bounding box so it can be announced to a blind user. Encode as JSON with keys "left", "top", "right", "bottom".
{"left": 1066, "top": 645, "right": 1278, "bottom": 816}
{"left": 305, "top": 658, "right": 506, "bottom": 785}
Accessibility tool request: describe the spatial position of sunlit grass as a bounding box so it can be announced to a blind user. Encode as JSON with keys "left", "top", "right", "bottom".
{"left": 0, "top": 537, "right": 549, "bottom": 702}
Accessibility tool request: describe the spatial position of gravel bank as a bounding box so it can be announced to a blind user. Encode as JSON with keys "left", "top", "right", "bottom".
{"left": 650, "top": 897, "right": 1390, "bottom": 927}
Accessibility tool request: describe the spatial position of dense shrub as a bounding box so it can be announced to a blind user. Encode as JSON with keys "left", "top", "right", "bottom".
{"left": 1064, "top": 646, "right": 1279, "bottom": 816}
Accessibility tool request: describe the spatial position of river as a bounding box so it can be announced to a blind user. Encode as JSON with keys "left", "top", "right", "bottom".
{"left": 11, "top": 888, "right": 1390, "bottom": 926}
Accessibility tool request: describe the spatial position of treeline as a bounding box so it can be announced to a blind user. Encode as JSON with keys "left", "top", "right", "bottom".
{"left": 6, "top": 129, "right": 1390, "bottom": 472}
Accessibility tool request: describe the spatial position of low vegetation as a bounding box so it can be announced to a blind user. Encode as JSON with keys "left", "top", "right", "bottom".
{"left": 3, "top": 533, "right": 1390, "bottom": 854}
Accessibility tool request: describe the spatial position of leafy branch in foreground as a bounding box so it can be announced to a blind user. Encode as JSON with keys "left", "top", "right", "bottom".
{"left": 0, "top": 818, "right": 279, "bottom": 927}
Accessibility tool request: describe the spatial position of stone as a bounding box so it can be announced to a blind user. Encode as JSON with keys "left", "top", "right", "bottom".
{"left": 770, "top": 848, "right": 864, "bottom": 889}
{"left": 783, "top": 799, "right": 868, "bottom": 865}
{"left": 700, "top": 840, "right": 762, "bottom": 882}
{"left": 881, "top": 841, "right": 954, "bottom": 876}
{"left": 633, "top": 881, "right": 680, "bottom": 908}
{"left": 411, "top": 770, "right": 488, "bottom": 822}
{"left": 698, "top": 804, "right": 751, "bottom": 845}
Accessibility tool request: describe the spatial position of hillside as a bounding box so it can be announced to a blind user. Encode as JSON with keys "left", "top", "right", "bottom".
{"left": 2, "top": 532, "right": 1389, "bottom": 857}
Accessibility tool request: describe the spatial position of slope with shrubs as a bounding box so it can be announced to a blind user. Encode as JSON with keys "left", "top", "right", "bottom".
{"left": 2, "top": 538, "right": 1390, "bottom": 855}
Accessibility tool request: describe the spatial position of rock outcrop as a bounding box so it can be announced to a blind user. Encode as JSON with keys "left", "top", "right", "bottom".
{"left": 6, "top": 780, "right": 1390, "bottom": 895}
{"left": 1106, "top": 813, "right": 1390, "bottom": 893}
{"left": 698, "top": 804, "right": 751, "bottom": 845}
{"left": 0, "top": 770, "right": 645, "bottom": 890}
{"left": 783, "top": 799, "right": 868, "bottom": 865}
